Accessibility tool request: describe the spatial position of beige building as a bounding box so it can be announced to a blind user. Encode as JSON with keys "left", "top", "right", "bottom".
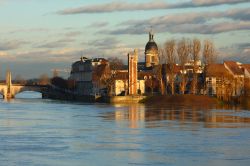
{"left": 206, "top": 61, "right": 245, "bottom": 97}
{"left": 112, "top": 72, "right": 145, "bottom": 96}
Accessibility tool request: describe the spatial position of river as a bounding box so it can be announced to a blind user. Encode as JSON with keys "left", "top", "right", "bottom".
{"left": 0, "top": 92, "right": 250, "bottom": 166}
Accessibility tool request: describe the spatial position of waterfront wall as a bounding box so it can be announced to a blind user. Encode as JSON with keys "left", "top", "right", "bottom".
{"left": 101, "top": 95, "right": 146, "bottom": 104}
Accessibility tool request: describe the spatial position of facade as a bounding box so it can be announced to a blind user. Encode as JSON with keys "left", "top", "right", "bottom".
{"left": 206, "top": 61, "right": 245, "bottom": 97}
{"left": 111, "top": 49, "right": 145, "bottom": 96}
{"left": 243, "top": 64, "right": 250, "bottom": 78}
{"left": 243, "top": 65, "right": 250, "bottom": 96}
{"left": 112, "top": 72, "right": 145, "bottom": 96}
{"left": 145, "top": 30, "right": 159, "bottom": 68}
{"left": 69, "top": 57, "right": 109, "bottom": 96}
{"left": 69, "top": 57, "right": 93, "bottom": 95}
{"left": 183, "top": 60, "right": 203, "bottom": 74}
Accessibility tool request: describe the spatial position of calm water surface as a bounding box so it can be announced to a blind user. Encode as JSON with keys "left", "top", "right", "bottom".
{"left": 0, "top": 92, "right": 250, "bottom": 166}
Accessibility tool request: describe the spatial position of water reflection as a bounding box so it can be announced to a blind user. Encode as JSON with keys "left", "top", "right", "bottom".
{"left": 103, "top": 104, "right": 250, "bottom": 128}
{"left": 1, "top": 95, "right": 250, "bottom": 166}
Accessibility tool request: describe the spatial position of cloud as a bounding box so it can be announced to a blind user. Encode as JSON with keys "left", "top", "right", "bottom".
{"left": 224, "top": 8, "right": 250, "bottom": 21}
{"left": 192, "top": 0, "right": 248, "bottom": 6}
{"left": 168, "top": 21, "right": 250, "bottom": 34}
{"left": 87, "top": 21, "right": 109, "bottom": 28}
{"left": 35, "top": 37, "right": 75, "bottom": 49}
{"left": 9, "top": 28, "right": 50, "bottom": 34}
{"left": 64, "top": 31, "right": 82, "bottom": 37}
{"left": 57, "top": 0, "right": 249, "bottom": 14}
{"left": 0, "top": 48, "right": 82, "bottom": 63}
{"left": 236, "top": 43, "right": 250, "bottom": 49}
{"left": 0, "top": 40, "right": 26, "bottom": 51}
{"left": 88, "top": 37, "right": 121, "bottom": 49}
{"left": 0, "top": 51, "right": 8, "bottom": 57}
{"left": 102, "top": 7, "right": 250, "bottom": 35}
{"left": 35, "top": 41, "right": 67, "bottom": 49}
{"left": 218, "top": 42, "right": 250, "bottom": 63}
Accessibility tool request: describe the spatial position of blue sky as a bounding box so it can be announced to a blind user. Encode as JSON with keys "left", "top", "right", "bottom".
{"left": 0, "top": 0, "right": 250, "bottom": 78}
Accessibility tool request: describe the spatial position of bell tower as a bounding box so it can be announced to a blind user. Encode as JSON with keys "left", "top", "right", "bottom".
{"left": 145, "top": 29, "right": 159, "bottom": 68}
{"left": 128, "top": 49, "right": 138, "bottom": 95}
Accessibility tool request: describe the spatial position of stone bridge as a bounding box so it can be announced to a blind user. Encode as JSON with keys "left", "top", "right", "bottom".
{"left": 0, "top": 71, "right": 49, "bottom": 99}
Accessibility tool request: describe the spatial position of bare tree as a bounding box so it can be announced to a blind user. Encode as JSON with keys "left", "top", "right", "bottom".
{"left": 53, "top": 69, "right": 59, "bottom": 78}
{"left": 108, "top": 57, "right": 124, "bottom": 70}
{"left": 102, "top": 57, "right": 124, "bottom": 96}
{"left": 177, "top": 39, "right": 189, "bottom": 94}
{"left": 190, "top": 39, "right": 201, "bottom": 94}
{"left": 14, "top": 74, "right": 26, "bottom": 84}
{"left": 203, "top": 40, "right": 216, "bottom": 65}
{"left": 163, "top": 40, "right": 176, "bottom": 95}
{"left": 203, "top": 40, "right": 216, "bottom": 95}
{"left": 39, "top": 74, "right": 50, "bottom": 85}
{"left": 151, "top": 48, "right": 164, "bottom": 95}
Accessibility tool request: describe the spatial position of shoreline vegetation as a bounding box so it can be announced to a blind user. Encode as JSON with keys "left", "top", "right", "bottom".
{"left": 44, "top": 89, "right": 250, "bottom": 108}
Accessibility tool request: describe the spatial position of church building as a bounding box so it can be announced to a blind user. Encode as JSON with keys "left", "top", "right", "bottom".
{"left": 145, "top": 30, "right": 159, "bottom": 68}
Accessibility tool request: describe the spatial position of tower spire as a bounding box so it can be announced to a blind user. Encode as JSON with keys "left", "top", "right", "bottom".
{"left": 149, "top": 27, "right": 154, "bottom": 41}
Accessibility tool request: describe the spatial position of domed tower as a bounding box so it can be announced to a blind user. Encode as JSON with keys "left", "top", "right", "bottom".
{"left": 145, "top": 30, "right": 159, "bottom": 68}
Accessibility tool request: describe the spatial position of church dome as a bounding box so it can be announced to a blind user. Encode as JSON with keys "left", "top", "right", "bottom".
{"left": 145, "top": 31, "right": 158, "bottom": 53}
{"left": 145, "top": 41, "right": 158, "bottom": 52}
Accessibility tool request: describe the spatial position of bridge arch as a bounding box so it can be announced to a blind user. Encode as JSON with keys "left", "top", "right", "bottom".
{"left": 15, "top": 91, "right": 43, "bottom": 99}
{"left": 0, "top": 71, "right": 49, "bottom": 99}
{"left": 11, "top": 85, "right": 47, "bottom": 96}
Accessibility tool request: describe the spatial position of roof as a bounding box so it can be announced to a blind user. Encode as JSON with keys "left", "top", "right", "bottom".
{"left": 162, "top": 64, "right": 181, "bottom": 74}
{"left": 145, "top": 41, "right": 158, "bottom": 53}
{"left": 224, "top": 61, "right": 244, "bottom": 75}
{"left": 114, "top": 71, "right": 153, "bottom": 80}
{"left": 206, "top": 64, "right": 231, "bottom": 77}
{"left": 145, "top": 32, "right": 158, "bottom": 52}
{"left": 242, "top": 64, "right": 250, "bottom": 73}
{"left": 92, "top": 58, "right": 108, "bottom": 63}
{"left": 114, "top": 72, "right": 128, "bottom": 80}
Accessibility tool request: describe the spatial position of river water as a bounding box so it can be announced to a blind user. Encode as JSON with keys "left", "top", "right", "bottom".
{"left": 0, "top": 92, "right": 250, "bottom": 166}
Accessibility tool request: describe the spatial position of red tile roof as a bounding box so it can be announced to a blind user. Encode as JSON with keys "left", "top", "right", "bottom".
{"left": 206, "top": 64, "right": 231, "bottom": 77}
{"left": 224, "top": 61, "right": 244, "bottom": 75}
{"left": 114, "top": 71, "right": 154, "bottom": 80}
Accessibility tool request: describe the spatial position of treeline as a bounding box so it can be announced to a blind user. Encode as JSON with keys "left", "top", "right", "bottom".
{"left": 156, "top": 38, "right": 217, "bottom": 95}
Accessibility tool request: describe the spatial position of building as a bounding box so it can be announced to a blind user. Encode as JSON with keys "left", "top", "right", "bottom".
{"left": 111, "top": 50, "right": 145, "bottom": 96}
{"left": 112, "top": 72, "right": 146, "bottom": 96}
{"left": 128, "top": 49, "right": 138, "bottom": 95}
{"left": 183, "top": 60, "right": 203, "bottom": 74}
{"left": 69, "top": 57, "right": 93, "bottom": 95}
{"left": 69, "top": 57, "right": 109, "bottom": 96}
{"left": 243, "top": 64, "right": 250, "bottom": 96}
{"left": 92, "top": 58, "right": 108, "bottom": 67}
{"left": 205, "top": 61, "right": 245, "bottom": 97}
{"left": 145, "top": 30, "right": 159, "bottom": 68}
{"left": 206, "top": 64, "right": 231, "bottom": 96}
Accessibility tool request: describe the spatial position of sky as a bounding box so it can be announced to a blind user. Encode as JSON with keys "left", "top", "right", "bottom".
{"left": 0, "top": 0, "right": 250, "bottom": 79}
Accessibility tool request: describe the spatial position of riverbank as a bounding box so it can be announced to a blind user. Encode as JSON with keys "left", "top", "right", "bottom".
{"left": 140, "top": 95, "right": 218, "bottom": 106}
{"left": 241, "top": 96, "right": 250, "bottom": 108}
